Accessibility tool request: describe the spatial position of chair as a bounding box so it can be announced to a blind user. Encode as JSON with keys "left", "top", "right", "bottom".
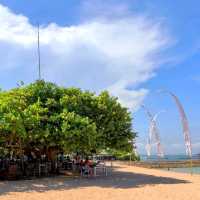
{"left": 81, "top": 165, "right": 91, "bottom": 177}
{"left": 94, "top": 162, "right": 108, "bottom": 177}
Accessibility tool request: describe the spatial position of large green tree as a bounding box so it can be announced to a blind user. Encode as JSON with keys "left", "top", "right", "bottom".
{"left": 0, "top": 80, "right": 136, "bottom": 157}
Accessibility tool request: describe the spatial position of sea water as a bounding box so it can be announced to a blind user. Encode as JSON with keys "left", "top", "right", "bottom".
{"left": 140, "top": 154, "right": 200, "bottom": 174}
{"left": 140, "top": 154, "right": 200, "bottom": 161}
{"left": 164, "top": 167, "right": 200, "bottom": 174}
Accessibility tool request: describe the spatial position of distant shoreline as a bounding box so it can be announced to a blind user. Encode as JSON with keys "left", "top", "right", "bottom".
{"left": 140, "top": 154, "right": 200, "bottom": 161}
{"left": 114, "top": 159, "right": 200, "bottom": 172}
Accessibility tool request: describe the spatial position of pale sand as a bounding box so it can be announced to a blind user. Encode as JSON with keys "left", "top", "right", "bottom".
{"left": 0, "top": 163, "right": 200, "bottom": 200}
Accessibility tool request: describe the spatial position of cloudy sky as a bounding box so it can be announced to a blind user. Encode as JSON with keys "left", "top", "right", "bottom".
{"left": 0, "top": 0, "right": 199, "bottom": 155}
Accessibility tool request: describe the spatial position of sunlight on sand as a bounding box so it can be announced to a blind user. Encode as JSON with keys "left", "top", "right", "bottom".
{"left": 0, "top": 163, "right": 200, "bottom": 200}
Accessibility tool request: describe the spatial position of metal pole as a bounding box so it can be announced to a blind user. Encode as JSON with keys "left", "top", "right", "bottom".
{"left": 190, "top": 157, "right": 193, "bottom": 175}
{"left": 37, "top": 23, "right": 41, "bottom": 80}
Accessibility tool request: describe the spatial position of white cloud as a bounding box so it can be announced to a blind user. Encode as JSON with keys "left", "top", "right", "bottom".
{"left": 0, "top": 4, "right": 170, "bottom": 110}
{"left": 108, "top": 82, "right": 149, "bottom": 111}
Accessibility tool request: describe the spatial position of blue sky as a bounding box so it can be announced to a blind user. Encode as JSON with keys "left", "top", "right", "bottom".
{"left": 0, "top": 0, "right": 199, "bottom": 155}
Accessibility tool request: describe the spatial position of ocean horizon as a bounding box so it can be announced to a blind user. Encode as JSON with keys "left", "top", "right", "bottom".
{"left": 140, "top": 154, "right": 200, "bottom": 161}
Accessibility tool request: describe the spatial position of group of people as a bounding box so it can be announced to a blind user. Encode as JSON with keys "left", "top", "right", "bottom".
{"left": 0, "top": 152, "right": 103, "bottom": 179}
{"left": 74, "top": 156, "right": 98, "bottom": 176}
{"left": 57, "top": 154, "right": 98, "bottom": 175}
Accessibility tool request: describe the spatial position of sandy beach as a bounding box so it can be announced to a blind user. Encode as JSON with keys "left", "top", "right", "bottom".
{"left": 0, "top": 162, "right": 199, "bottom": 200}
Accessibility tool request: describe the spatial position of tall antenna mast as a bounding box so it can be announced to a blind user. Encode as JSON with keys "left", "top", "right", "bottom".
{"left": 37, "top": 23, "right": 41, "bottom": 80}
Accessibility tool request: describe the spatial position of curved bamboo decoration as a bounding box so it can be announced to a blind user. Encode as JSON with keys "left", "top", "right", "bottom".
{"left": 163, "top": 91, "right": 192, "bottom": 157}
{"left": 142, "top": 105, "right": 164, "bottom": 158}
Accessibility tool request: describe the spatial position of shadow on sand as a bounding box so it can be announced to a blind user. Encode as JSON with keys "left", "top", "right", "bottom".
{"left": 0, "top": 166, "right": 190, "bottom": 196}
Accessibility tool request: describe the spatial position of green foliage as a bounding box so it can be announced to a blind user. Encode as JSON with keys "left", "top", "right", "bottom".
{"left": 61, "top": 111, "right": 97, "bottom": 154}
{"left": 114, "top": 151, "right": 140, "bottom": 161}
{"left": 0, "top": 80, "right": 137, "bottom": 156}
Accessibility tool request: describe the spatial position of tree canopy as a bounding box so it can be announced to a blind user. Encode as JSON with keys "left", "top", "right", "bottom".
{"left": 0, "top": 80, "right": 136, "bottom": 157}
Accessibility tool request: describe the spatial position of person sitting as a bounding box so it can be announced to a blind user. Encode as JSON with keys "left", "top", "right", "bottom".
{"left": 81, "top": 157, "right": 94, "bottom": 176}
